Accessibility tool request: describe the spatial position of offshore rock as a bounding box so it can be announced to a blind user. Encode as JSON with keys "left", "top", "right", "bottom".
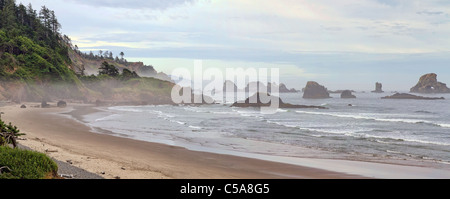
{"left": 340, "top": 90, "right": 356, "bottom": 98}
{"left": 382, "top": 93, "right": 444, "bottom": 100}
{"left": 232, "top": 92, "right": 327, "bottom": 109}
{"left": 410, "top": 73, "right": 450, "bottom": 93}
{"left": 371, "top": 82, "right": 384, "bottom": 93}
{"left": 302, "top": 81, "right": 330, "bottom": 99}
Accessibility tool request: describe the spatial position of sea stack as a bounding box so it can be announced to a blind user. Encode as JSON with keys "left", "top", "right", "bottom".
{"left": 278, "top": 83, "right": 298, "bottom": 93}
{"left": 371, "top": 82, "right": 384, "bottom": 93}
{"left": 340, "top": 90, "right": 356, "bottom": 98}
{"left": 410, "top": 73, "right": 450, "bottom": 93}
{"left": 302, "top": 81, "right": 330, "bottom": 99}
{"left": 382, "top": 93, "right": 444, "bottom": 100}
{"left": 231, "top": 92, "right": 327, "bottom": 109}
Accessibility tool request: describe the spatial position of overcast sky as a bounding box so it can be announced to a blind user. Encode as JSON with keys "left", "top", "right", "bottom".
{"left": 17, "top": 0, "right": 450, "bottom": 90}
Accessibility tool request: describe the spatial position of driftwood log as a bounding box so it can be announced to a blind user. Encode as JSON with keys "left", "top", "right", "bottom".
{"left": 0, "top": 166, "right": 12, "bottom": 174}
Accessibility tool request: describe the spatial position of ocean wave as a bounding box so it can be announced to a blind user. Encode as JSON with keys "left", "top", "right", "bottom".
{"left": 295, "top": 110, "right": 446, "bottom": 127}
{"left": 292, "top": 126, "right": 450, "bottom": 146}
{"left": 438, "top": 123, "right": 450, "bottom": 128}
{"left": 183, "top": 107, "right": 208, "bottom": 113}
{"left": 277, "top": 108, "right": 288, "bottom": 113}
{"left": 108, "top": 106, "right": 144, "bottom": 113}
{"left": 188, "top": 125, "right": 203, "bottom": 129}
{"left": 94, "top": 114, "right": 120, "bottom": 122}
{"left": 414, "top": 110, "right": 435, "bottom": 114}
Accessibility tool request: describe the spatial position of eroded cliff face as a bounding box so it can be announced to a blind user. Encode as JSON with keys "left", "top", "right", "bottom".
{"left": 410, "top": 73, "right": 450, "bottom": 93}
{"left": 302, "top": 81, "right": 330, "bottom": 99}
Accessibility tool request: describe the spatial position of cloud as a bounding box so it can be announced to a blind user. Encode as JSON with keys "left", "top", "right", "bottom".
{"left": 66, "top": 0, "right": 197, "bottom": 10}
{"left": 416, "top": 10, "right": 445, "bottom": 16}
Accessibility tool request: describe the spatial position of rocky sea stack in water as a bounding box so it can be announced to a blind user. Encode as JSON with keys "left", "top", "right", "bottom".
{"left": 371, "top": 82, "right": 384, "bottom": 93}
{"left": 382, "top": 93, "right": 444, "bottom": 100}
{"left": 410, "top": 73, "right": 450, "bottom": 93}
{"left": 340, "top": 90, "right": 356, "bottom": 98}
{"left": 302, "top": 81, "right": 330, "bottom": 99}
{"left": 232, "top": 92, "right": 327, "bottom": 109}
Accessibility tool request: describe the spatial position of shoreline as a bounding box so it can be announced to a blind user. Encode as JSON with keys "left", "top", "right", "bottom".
{"left": 2, "top": 102, "right": 450, "bottom": 178}
{"left": 2, "top": 103, "right": 363, "bottom": 179}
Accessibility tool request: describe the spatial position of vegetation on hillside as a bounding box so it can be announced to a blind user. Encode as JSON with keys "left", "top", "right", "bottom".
{"left": 0, "top": 0, "right": 77, "bottom": 83}
{"left": 0, "top": 0, "right": 175, "bottom": 104}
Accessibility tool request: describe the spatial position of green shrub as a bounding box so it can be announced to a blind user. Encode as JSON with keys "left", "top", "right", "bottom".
{"left": 0, "top": 146, "right": 58, "bottom": 179}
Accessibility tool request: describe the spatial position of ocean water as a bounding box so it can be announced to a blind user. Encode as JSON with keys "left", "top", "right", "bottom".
{"left": 81, "top": 92, "right": 450, "bottom": 167}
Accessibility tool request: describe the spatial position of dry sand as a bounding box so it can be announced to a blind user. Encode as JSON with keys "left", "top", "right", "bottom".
{"left": 1, "top": 103, "right": 363, "bottom": 179}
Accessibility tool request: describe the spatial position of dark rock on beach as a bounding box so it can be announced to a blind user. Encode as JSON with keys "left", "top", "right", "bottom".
{"left": 232, "top": 92, "right": 327, "bottom": 109}
{"left": 410, "top": 73, "right": 450, "bottom": 93}
{"left": 382, "top": 93, "right": 445, "bottom": 100}
{"left": 57, "top": 101, "right": 67, "bottom": 108}
{"left": 302, "top": 81, "right": 330, "bottom": 99}
{"left": 41, "top": 101, "right": 50, "bottom": 108}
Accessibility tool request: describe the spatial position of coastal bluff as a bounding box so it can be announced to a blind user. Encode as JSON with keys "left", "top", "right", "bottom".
{"left": 410, "top": 73, "right": 450, "bottom": 93}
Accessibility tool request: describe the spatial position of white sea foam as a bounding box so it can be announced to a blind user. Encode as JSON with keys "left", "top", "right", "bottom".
{"left": 189, "top": 125, "right": 203, "bottom": 129}
{"left": 94, "top": 114, "right": 119, "bottom": 122}
{"left": 295, "top": 111, "right": 437, "bottom": 126}
{"left": 108, "top": 106, "right": 143, "bottom": 113}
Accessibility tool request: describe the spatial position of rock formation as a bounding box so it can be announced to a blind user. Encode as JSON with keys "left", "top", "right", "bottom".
{"left": 371, "top": 82, "right": 384, "bottom": 93}
{"left": 410, "top": 73, "right": 450, "bottom": 93}
{"left": 20, "top": 104, "right": 26, "bottom": 109}
{"left": 41, "top": 101, "right": 50, "bottom": 108}
{"left": 232, "top": 92, "right": 327, "bottom": 109}
{"left": 245, "top": 82, "right": 267, "bottom": 93}
{"left": 57, "top": 101, "right": 67, "bottom": 108}
{"left": 340, "top": 90, "right": 356, "bottom": 98}
{"left": 382, "top": 93, "right": 444, "bottom": 100}
{"left": 328, "top": 90, "right": 355, "bottom": 94}
{"left": 277, "top": 83, "right": 298, "bottom": 93}
{"left": 242, "top": 82, "right": 298, "bottom": 93}
{"left": 223, "top": 80, "right": 239, "bottom": 92}
{"left": 302, "top": 81, "right": 330, "bottom": 99}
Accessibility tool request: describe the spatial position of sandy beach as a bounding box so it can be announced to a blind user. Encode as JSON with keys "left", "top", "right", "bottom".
{"left": 1, "top": 103, "right": 365, "bottom": 179}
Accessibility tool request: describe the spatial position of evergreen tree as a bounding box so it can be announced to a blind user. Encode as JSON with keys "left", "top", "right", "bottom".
{"left": 1, "top": 0, "right": 17, "bottom": 31}
{"left": 98, "top": 61, "right": 119, "bottom": 77}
